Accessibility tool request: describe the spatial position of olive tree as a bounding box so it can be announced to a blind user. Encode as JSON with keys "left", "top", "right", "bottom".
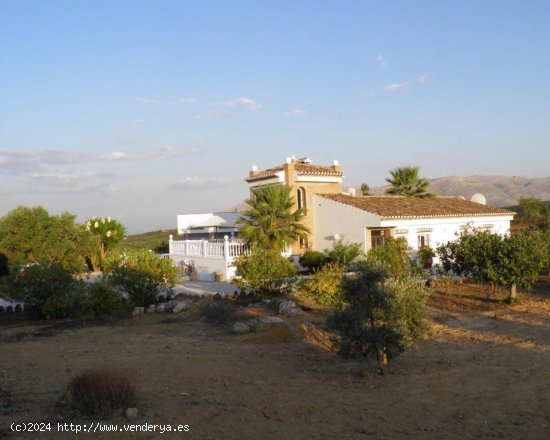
{"left": 328, "top": 262, "right": 430, "bottom": 374}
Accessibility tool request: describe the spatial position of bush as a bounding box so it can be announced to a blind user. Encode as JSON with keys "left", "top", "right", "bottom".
{"left": 10, "top": 264, "right": 85, "bottom": 320}
{"left": 299, "top": 262, "right": 345, "bottom": 308}
{"left": 299, "top": 251, "right": 328, "bottom": 272}
{"left": 200, "top": 300, "right": 236, "bottom": 325}
{"left": 85, "top": 281, "right": 134, "bottom": 319}
{"left": 232, "top": 250, "right": 297, "bottom": 299}
{"left": 104, "top": 251, "right": 178, "bottom": 307}
{"left": 67, "top": 368, "right": 137, "bottom": 416}
{"left": 417, "top": 246, "right": 435, "bottom": 269}
{"left": 327, "top": 237, "right": 362, "bottom": 266}
{"left": 0, "top": 206, "right": 94, "bottom": 273}
{"left": 366, "top": 237, "right": 417, "bottom": 277}
{"left": 327, "top": 262, "right": 429, "bottom": 374}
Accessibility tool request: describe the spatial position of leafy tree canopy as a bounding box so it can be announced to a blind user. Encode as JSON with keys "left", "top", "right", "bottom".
{"left": 385, "top": 165, "right": 434, "bottom": 198}
{"left": 437, "top": 229, "right": 549, "bottom": 301}
{"left": 514, "top": 197, "right": 550, "bottom": 230}
{"left": 0, "top": 206, "right": 93, "bottom": 273}
{"left": 237, "top": 185, "right": 309, "bottom": 252}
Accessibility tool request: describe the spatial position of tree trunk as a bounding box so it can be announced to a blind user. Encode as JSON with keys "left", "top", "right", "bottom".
{"left": 508, "top": 283, "right": 517, "bottom": 302}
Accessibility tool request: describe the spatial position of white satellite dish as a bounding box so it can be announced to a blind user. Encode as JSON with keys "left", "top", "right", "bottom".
{"left": 457, "top": 196, "right": 466, "bottom": 200}
{"left": 470, "top": 193, "right": 487, "bottom": 205}
{"left": 347, "top": 187, "right": 356, "bottom": 197}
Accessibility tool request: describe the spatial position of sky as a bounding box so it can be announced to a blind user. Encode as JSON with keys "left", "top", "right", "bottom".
{"left": 1, "top": 0, "right": 549, "bottom": 233}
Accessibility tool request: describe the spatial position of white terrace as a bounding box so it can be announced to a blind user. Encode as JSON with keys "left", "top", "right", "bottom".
{"left": 167, "top": 235, "right": 251, "bottom": 281}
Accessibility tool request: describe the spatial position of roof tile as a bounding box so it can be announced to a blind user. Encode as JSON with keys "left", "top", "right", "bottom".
{"left": 319, "top": 194, "right": 515, "bottom": 218}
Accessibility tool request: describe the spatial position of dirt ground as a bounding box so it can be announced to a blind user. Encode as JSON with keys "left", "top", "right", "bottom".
{"left": 1, "top": 279, "right": 549, "bottom": 440}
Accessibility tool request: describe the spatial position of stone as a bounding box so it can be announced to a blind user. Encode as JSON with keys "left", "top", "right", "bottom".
{"left": 132, "top": 307, "right": 145, "bottom": 317}
{"left": 146, "top": 304, "right": 156, "bottom": 314}
{"left": 155, "top": 303, "right": 166, "bottom": 313}
{"left": 233, "top": 322, "right": 251, "bottom": 334}
{"left": 278, "top": 300, "right": 302, "bottom": 315}
{"left": 258, "top": 316, "right": 284, "bottom": 325}
{"left": 172, "top": 301, "right": 191, "bottom": 313}
{"left": 125, "top": 407, "right": 138, "bottom": 419}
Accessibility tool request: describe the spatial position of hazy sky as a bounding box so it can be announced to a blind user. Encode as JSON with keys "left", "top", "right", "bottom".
{"left": 1, "top": 1, "right": 549, "bottom": 232}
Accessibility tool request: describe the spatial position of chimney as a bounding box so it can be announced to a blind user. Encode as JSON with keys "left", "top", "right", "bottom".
{"left": 249, "top": 165, "right": 259, "bottom": 178}
{"left": 331, "top": 159, "right": 342, "bottom": 173}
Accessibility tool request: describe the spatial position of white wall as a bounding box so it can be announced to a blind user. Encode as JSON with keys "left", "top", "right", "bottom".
{"left": 384, "top": 215, "right": 513, "bottom": 262}
{"left": 312, "top": 195, "right": 382, "bottom": 252}
{"left": 313, "top": 195, "right": 514, "bottom": 261}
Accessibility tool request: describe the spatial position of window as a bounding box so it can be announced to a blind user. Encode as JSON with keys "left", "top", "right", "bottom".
{"left": 297, "top": 187, "right": 307, "bottom": 213}
{"left": 417, "top": 234, "right": 431, "bottom": 249}
{"left": 370, "top": 229, "right": 387, "bottom": 249}
{"left": 299, "top": 235, "right": 309, "bottom": 249}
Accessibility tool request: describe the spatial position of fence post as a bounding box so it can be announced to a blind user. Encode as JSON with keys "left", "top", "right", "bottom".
{"left": 202, "top": 239, "right": 207, "bottom": 258}
{"left": 169, "top": 235, "right": 173, "bottom": 254}
{"left": 185, "top": 239, "right": 189, "bottom": 256}
{"left": 223, "top": 235, "right": 229, "bottom": 260}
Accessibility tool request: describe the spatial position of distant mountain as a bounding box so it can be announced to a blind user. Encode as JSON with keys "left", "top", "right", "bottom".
{"left": 364, "top": 176, "right": 550, "bottom": 208}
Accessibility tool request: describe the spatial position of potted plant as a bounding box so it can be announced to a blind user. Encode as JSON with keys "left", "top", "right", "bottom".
{"left": 417, "top": 247, "right": 435, "bottom": 269}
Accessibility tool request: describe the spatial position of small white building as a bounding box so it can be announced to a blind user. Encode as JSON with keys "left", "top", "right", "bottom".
{"left": 177, "top": 212, "right": 241, "bottom": 240}
{"left": 313, "top": 193, "right": 515, "bottom": 259}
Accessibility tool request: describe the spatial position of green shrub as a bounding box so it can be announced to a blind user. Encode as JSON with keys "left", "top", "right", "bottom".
{"left": 104, "top": 251, "right": 178, "bottom": 307}
{"left": 366, "top": 237, "right": 417, "bottom": 277}
{"left": 67, "top": 368, "right": 137, "bottom": 416}
{"left": 10, "top": 264, "right": 85, "bottom": 320}
{"left": 232, "top": 250, "right": 297, "bottom": 299}
{"left": 85, "top": 281, "right": 134, "bottom": 319}
{"left": 299, "top": 251, "right": 328, "bottom": 272}
{"left": 327, "top": 236, "right": 362, "bottom": 266}
{"left": 327, "top": 261, "right": 430, "bottom": 374}
{"left": 200, "top": 300, "right": 236, "bottom": 325}
{"left": 299, "top": 262, "right": 345, "bottom": 308}
{"left": 417, "top": 246, "right": 435, "bottom": 269}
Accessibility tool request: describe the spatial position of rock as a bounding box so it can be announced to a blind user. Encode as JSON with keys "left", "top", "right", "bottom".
{"left": 258, "top": 316, "right": 284, "bottom": 325}
{"left": 278, "top": 300, "right": 302, "bottom": 315}
{"left": 233, "top": 322, "right": 251, "bottom": 334}
{"left": 132, "top": 307, "right": 144, "bottom": 317}
{"left": 146, "top": 304, "right": 156, "bottom": 314}
{"left": 125, "top": 407, "right": 138, "bottom": 419}
{"left": 155, "top": 303, "right": 166, "bottom": 313}
{"left": 172, "top": 300, "right": 191, "bottom": 313}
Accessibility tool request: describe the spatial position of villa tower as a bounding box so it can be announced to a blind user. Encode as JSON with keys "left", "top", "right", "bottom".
{"left": 245, "top": 156, "right": 343, "bottom": 254}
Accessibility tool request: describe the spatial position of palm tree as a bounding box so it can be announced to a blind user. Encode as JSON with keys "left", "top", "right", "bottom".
{"left": 385, "top": 166, "right": 434, "bottom": 197}
{"left": 237, "top": 185, "right": 310, "bottom": 252}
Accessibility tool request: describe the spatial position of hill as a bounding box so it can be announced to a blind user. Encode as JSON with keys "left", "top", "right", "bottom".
{"left": 365, "top": 175, "right": 550, "bottom": 207}
{"left": 118, "top": 229, "right": 177, "bottom": 252}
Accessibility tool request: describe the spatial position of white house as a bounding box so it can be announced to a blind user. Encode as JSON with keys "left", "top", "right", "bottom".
{"left": 168, "top": 156, "right": 515, "bottom": 280}
{"left": 312, "top": 193, "right": 515, "bottom": 260}
{"left": 176, "top": 212, "right": 241, "bottom": 240}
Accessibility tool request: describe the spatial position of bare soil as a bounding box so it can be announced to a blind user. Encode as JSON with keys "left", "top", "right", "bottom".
{"left": 1, "top": 279, "right": 549, "bottom": 440}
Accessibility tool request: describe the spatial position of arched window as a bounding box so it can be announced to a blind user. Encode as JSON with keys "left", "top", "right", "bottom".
{"left": 297, "top": 187, "right": 307, "bottom": 213}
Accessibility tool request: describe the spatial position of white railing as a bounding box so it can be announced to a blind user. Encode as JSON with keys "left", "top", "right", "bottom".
{"left": 168, "top": 235, "right": 251, "bottom": 261}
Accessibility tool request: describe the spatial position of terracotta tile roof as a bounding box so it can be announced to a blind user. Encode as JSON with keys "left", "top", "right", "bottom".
{"left": 245, "top": 166, "right": 284, "bottom": 182}
{"left": 245, "top": 163, "right": 343, "bottom": 182}
{"left": 293, "top": 163, "right": 343, "bottom": 176}
{"left": 319, "top": 194, "right": 516, "bottom": 219}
